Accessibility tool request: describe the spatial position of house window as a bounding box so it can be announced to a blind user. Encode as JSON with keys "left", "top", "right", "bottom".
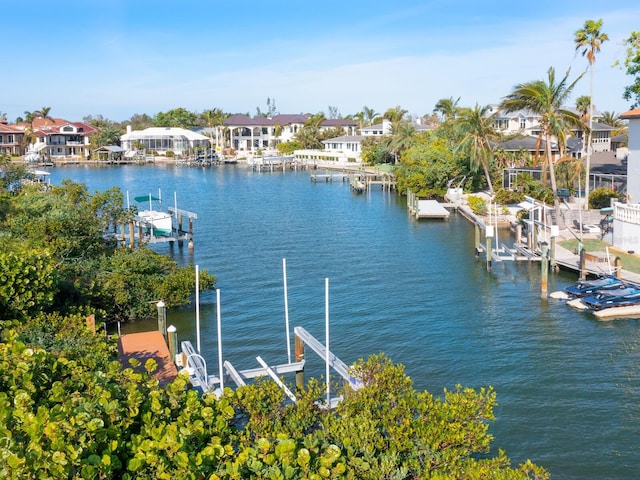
{"left": 0, "top": 135, "right": 3, "bottom": 143}
{"left": 62, "top": 126, "right": 73, "bottom": 132}
{"left": 519, "top": 118, "right": 526, "bottom": 130}
{"left": 494, "top": 119, "right": 508, "bottom": 130}
{"left": 262, "top": 127, "right": 268, "bottom": 135}
{"left": 7, "top": 135, "right": 13, "bottom": 143}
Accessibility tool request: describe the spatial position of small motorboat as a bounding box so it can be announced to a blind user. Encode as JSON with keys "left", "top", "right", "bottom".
{"left": 563, "top": 275, "right": 626, "bottom": 298}
{"left": 581, "top": 286, "right": 640, "bottom": 311}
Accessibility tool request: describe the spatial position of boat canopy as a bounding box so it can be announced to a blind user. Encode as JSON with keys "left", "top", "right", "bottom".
{"left": 134, "top": 195, "right": 160, "bottom": 203}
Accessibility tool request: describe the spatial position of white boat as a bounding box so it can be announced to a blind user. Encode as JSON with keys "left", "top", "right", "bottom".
{"left": 135, "top": 194, "right": 173, "bottom": 236}
{"left": 137, "top": 209, "right": 173, "bottom": 236}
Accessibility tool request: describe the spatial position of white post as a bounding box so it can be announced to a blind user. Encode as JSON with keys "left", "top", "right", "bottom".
{"left": 283, "top": 259, "right": 291, "bottom": 364}
{"left": 195, "top": 265, "right": 201, "bottom": 353}
{"left": 174, "top": 191, "right": 178, "bottom": 220}
{"left": 217, "top": 289, "right": 224, "bottom": 393}
{"left": 325, "top": 278, "right": 330, "bottom": 406}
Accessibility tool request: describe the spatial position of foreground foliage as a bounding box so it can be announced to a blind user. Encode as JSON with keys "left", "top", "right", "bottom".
{"left": 0, "top": 315, "right": 548, "bottom": 479}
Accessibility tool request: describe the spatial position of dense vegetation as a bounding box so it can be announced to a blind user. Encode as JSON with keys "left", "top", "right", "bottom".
{"left": 0, "top": 159, "right": 215, "bottom": 323}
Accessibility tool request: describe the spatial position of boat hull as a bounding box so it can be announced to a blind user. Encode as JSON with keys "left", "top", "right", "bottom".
{"left": 138, "top": 210, "right": 173, "bottom": 236}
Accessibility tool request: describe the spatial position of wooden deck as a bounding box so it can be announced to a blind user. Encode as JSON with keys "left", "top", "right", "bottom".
{"left": 118, "top": 331, "right": 178, "bottom": 385}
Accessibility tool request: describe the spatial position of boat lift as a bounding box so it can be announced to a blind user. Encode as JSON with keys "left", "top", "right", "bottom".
{"left": 174, "top": 261, "right": 364, "bottom": 408}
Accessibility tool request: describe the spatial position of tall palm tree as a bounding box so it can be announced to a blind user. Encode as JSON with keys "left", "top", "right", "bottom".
{"left": 433, "top": 97, "right": 461, "bottom": 121}
{"left": 575, "top": 18, "right": 608, "bottom": 209}
{"left": 455, "top": 104, "right": 500, "bottom": 195}
{"left": 201, "top": 108, "right": 226, "bottom": 151}
{"left": 501, "top": 67, "right": 585, "bottom": 225}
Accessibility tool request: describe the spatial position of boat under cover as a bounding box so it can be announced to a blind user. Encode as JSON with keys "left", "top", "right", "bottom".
{"left": 581, "top": 286, "right": 640, "bottom": 311}
{"left": 563, "top": 275, "right": 626, "bottom": 298}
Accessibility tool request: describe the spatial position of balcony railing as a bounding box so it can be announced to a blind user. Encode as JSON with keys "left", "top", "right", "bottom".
{"left": 615, "top": 202, "right": 640, "bottom": 225}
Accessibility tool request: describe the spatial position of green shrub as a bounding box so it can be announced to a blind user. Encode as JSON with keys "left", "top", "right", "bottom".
{"left": 493, "top": 188, "right": 524, "bottom": 205}
{"left": 588, "top": 187, "right": 623, "bottom": 209}
{"left": 165, "top": 151, "right": 175, "bottom": 157}
{"left": 467, "top": 195, "right": 488, "bottom": 215}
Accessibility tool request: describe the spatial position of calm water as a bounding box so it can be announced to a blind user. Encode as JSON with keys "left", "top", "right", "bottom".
{"left": 48, "top": 164, "right": 640, "bottom": 479}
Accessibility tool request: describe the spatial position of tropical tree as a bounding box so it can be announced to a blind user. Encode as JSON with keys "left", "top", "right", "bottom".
{"left": 361, "top": 106, "right": 379, "bottom": 126}
{"left": 575, "top": 18, "right": 608, "bottom": 209}
{"left": 383, "top": 105, "right": 408, "bottom": 123}
{"left": 35, "top": 106, "right": 52, "bottom": 126}
{"left": 385, "top": 122, "right": 416, "bottom": 164}
{"left": 201, "top": 108, "right": 227, "bottom": 151}
{"left": 455, "top": 104, "right": 500, "bottom": 195}
{"left": 618, "top": 30, "right": 640, "bottom": 108}
{"left": 575, "top": 95, "right": 591, "bottom": 120}
{"left": 599, "top": 111, "right": 626, "bottom": 136}
{"left": 294, "top": 113, "right": 325, "bottom": 149}
{"left": 434, "top": 96, "right": 461, "bottom": 121}
{"left": 501, "top": 67, "right": 585, "bottom": 225}
{"left": 153, "top": 108, "right": 198, "bottom": 128}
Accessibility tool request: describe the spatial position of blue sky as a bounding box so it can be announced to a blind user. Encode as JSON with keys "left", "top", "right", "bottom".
{"left": 4, "top": 1, "right": 639, "bottom": 122}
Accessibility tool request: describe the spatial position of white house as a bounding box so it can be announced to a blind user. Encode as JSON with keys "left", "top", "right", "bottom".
{"left": 611, "top": 108, "right": 640, "bottom": 252}
{"left": 120, "top": 126, "right": 210, "bottom": 155}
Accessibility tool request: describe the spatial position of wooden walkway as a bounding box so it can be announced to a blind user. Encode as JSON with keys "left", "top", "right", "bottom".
{"left": 118, "top": 331, "right": 178, "bottom": 385}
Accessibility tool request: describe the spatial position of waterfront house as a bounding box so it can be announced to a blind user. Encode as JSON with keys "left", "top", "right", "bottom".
{"left": 14, "top": 117, "right": 96, "bottom": 160}
{"left": 610, "top": 108, "right": 640, "bottom": 252}
{"left": 0, "top": 119, "right": 25, "bottom": 156}
{"left": 218, "top": 114, "right": 358, "bottom": 153}
{"left": 120, "top": 126, "right": 210, "bottom": 156}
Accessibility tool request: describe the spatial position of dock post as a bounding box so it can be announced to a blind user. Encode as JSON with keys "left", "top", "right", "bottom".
{"left": 485, "top": 226, "right": 493, "bottom": 272}
{"left": 614, "top": 257, "right": 622, "bottom": 278}
{"left": 156, "top": 301, "right": 167, "bottom": 338}
{"left": 294, "top": 332, "right": 305, "bottom": 390}
{"left": 167, "top": 325, "right": 177, "bottom": 361}
{"left": 515, "top": 223, "right": 522, "bottom": 244}
{"left": 579, "top": 248, "right": 586, "bottom": 281}
{"left": 188, "top": 218, "right": 194, "bottom": 250}
{"left": 178, "top": 214, "right": 184, "bottom": 248}
{"left": 540, "top": 242, "right": 549, "bottom": 298}
{"left": 550, "top": 225, "right": 559, "bottom": 271}
{"left": 128, "top": 221, "right": 135, "bottom": 248}
{"left": 474, "top": 224, "right": 480, "bottom": 258}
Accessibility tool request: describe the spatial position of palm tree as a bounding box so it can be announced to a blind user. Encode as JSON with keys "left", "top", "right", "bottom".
{"left": 201, "top": 108, "right": 226, "bottom": 151}
{"left": 361, "top": 106, "right": 379, "bottom": 126}
{"left": 433, "top": 97, "right": 460, "bottom": 121}
{"left": 501, "top": 67, "right": 585, "bottom": 226}
{"left": 383, "top": 105, "right": 408, "bottom": 123}
{"left": 386, "top": 122, "right": 416, "bottom": 164}
{"left": 455, "top": 104, "right": 500, "bottom": 195}
{"left": 599, "top": 111, "right": 626, "bottom": 136}
{"left": 575, "top": 95, "right": 591, "bottom": 121}
{"left": 35, "top": 106, "right": 52, "bottom": 126}
{"left": 575, "top": 18, "right": 608, "bottom": 209}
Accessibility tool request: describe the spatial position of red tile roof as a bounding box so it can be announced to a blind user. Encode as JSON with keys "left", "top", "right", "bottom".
{"left": 620, "top": 108, "right": 640, "bottom": 119}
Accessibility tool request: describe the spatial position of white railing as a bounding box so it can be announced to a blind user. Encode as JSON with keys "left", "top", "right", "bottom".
{"left": 614, "top": 203, "right": 640, "bottom": 225}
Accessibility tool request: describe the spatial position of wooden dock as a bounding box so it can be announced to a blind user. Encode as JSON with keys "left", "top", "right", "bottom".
{"left": 406, "top": 190, "right": 450, "bottom": 219}
{"left": 118, "top": 331, "right": 178, "bottom": 385}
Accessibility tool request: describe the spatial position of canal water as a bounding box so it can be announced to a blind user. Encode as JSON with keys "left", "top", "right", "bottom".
{"left": 48, "top": 164, "right": 640, "bottom": 479}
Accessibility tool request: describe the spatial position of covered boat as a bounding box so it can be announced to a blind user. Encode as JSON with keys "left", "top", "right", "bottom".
{"left": 135, "top": 194, "right": 173, "bottom": 236}
{"left": 581, "top": 286, "right": 640, "bottom": 311}
{"left": 563, "top": 275, "right": 625, "bottom": 298}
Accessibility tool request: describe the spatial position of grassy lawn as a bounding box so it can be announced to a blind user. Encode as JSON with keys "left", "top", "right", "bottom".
{"left": 560, "top": 239, "right": 640, "bottom": 274}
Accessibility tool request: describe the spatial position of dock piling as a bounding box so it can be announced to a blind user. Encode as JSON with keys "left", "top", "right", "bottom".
{"left": 541, "top": 242, "right": 549, "bottom": 298}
